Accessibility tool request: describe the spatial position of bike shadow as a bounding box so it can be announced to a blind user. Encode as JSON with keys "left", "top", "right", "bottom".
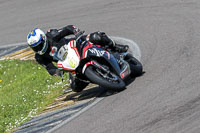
{"left": 63, "top": 86, "right": 108, "bottom": 102}
{"left": 63, "top": 75, "right": 142, "bottom": 102}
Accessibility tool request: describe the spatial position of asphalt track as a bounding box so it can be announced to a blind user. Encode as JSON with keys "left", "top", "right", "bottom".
{"left": 1, "top": 0, "right": 200, "bottom": 133}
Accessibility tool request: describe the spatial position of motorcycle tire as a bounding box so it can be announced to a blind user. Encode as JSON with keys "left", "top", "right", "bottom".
{"left": 84, "top": 65, "right": 126, "bottom": 91}
{"left": 125, "top": 54, "right": 143, "bottom": 77}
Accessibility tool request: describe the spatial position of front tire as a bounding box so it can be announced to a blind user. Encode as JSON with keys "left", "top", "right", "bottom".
{"left": 84, "top": 65, "right": 126, "bottom": 91}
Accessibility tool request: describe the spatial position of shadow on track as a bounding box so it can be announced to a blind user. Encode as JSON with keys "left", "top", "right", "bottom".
{"left": 63, "top": 73, "right": 145, "bottom": 102}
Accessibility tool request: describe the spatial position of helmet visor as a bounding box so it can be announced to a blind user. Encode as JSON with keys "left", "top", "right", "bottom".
{"left": 31, "top": 39, "right": 45, "bottom": 53}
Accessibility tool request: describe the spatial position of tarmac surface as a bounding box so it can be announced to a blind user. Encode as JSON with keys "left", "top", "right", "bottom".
{"left": 1, "top": 0, "right": 200, "bottom": 133}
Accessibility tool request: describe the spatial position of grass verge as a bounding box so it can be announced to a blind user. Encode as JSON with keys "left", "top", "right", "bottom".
{"left": 0, "top": 59, "right": 68, "bottom": 133}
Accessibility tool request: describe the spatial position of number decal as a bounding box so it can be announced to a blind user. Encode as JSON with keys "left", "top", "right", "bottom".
{"left": 68, "top": 57, "right": 78, "bottom": 68}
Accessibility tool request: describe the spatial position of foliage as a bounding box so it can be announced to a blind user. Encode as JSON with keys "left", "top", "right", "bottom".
{"left": 0, "top": 60, "right": 68, "bottom": 133}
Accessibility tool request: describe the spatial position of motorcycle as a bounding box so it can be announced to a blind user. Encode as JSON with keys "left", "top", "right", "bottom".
{"left": 55, "top": 31, "right": 143, "bottom": 91}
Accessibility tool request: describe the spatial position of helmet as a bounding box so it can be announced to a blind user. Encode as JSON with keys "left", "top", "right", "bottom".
{"left": 27, "top": 28, "right": 48, "bottom": 55}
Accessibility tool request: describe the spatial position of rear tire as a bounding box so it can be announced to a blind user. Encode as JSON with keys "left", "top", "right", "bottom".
{"left": 125, "top": 54, "right": 143, "bottom": 77}
{"left": 84, "top": 65, "right": 126, "bottom": 91}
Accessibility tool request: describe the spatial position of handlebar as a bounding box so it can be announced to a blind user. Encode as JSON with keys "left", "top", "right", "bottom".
{"left": 75, "top": 31, "right": 85, "bottom": 41}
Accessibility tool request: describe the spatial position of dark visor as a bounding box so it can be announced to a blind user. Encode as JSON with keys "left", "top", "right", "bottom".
{"left": 32, "top": 39, "right": 45, "bottom": 52}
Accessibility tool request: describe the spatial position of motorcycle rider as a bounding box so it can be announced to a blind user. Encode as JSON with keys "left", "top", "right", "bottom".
{"left": 27, "top": 25, "right": 129, "bottom": 92}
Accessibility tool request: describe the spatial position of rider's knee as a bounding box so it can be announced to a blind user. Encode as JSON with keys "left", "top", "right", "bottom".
{"left": 89, "top": 31, "right": 113, "bottom": 46}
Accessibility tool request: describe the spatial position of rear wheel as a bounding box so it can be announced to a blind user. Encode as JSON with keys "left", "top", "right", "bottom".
{"left": 125, "top": 54, "right": 143, "bottom": 77}
{"left": 84, "top": 65, "right": 126, "bottom": 91}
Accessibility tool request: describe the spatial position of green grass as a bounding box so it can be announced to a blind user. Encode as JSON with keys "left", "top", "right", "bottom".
{"left": 0, "top": 59, "right": 68, "bottom": 133}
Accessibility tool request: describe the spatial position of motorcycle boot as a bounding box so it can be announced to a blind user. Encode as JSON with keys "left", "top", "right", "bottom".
{"left": 114, "top": 43, "right": 129, "bottom": 53}
{"left": 107, "top": 38, "right": 129, "bottom": 53}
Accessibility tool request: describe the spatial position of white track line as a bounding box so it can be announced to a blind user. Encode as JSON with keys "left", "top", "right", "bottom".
{"left": 46, "top": 97, "right": 104, "bottom": 133}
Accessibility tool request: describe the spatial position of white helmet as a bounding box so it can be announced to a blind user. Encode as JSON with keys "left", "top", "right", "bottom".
{"left": 27, "top": 28, "right": 48, "bottom": 55}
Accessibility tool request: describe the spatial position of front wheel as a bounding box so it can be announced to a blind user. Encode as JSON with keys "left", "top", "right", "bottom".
{"left": 84, "top": 65, "right": 126, "bottom": 91}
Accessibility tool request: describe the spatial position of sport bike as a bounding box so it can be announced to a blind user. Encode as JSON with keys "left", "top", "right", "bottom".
{"left": 55, "top": 32, "right": 143, "bottom": 91}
